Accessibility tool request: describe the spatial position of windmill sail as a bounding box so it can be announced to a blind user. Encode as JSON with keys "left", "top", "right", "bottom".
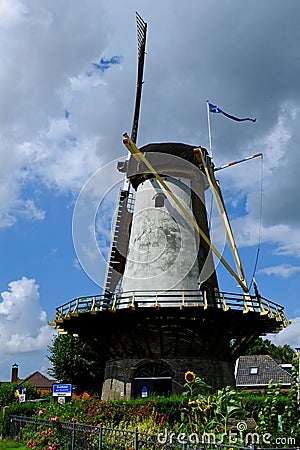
{"left": 103, "top": 13, "right": 147, "bottom": 295}
{"left": 131, "top": 12, "right": 147, "bottom": 144}
{"left": 103, "top": 190, "right": 134, "bottom": 295}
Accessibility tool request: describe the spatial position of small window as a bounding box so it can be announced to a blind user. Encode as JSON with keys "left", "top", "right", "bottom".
{"left": 153, "top": 193, "right": 166, "bottom": 208}
{"left": 249, "top": 367, "right": 259, "bottom": 375}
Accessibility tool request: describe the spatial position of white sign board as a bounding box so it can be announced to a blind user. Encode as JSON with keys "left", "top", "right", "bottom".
{"left": 19, "top": 394, "right": 26, "bottom": 403}
{"left": 52, "top": 383, "right": 72, "bottom": 397}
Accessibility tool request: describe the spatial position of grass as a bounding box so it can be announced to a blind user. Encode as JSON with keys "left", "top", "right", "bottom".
{"left": 0, "top": 439, "right": 27, "bottom": 449}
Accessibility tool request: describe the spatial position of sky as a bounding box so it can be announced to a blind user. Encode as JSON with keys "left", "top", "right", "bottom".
{"left": 0, "top": 0, "right": 300, "bottom": 381}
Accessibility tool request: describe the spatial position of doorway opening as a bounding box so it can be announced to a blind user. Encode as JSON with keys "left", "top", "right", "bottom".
{"left": 133, "top": 362, "right": 172, "bottom": 397}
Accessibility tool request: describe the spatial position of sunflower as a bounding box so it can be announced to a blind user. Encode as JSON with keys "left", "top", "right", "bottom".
{"left": 185, "top": 371, "right": 196, "bottom": 384}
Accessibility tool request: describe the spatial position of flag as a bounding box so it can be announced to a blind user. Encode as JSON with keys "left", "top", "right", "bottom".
{"left": 208, "top": 102, "right": 256, "bottom": 123}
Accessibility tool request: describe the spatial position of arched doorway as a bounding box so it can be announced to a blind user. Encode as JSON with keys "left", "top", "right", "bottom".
{"left": 133, "top": 361, "right": 172, "bottom": 397}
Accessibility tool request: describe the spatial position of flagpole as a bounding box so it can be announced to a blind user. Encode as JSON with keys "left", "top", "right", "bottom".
{"left": 206, "top": 100, "right": 213, "bottom": 159}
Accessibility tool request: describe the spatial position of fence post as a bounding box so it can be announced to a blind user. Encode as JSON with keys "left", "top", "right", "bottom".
{"left": 71, "top": 421, "right": 76, "bottom": 450}
{"left": 1, "top": 406, "right": 8, "bottom": 439}
{"left": 98, "top": 424, "right": 102, "bottom": 450}
{"left": 134, "top": 427, "right": 138, "bottom": 450}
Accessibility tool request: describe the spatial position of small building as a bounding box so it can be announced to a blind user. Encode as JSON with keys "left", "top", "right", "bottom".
{"left": 21, "top": 371, "right": 56, "bottom": 395}
{"left": 2, "top": 364, "right": 56, "bottom": 396}
{"left": 235, "top": 355, "right": 292, "bottom": 391}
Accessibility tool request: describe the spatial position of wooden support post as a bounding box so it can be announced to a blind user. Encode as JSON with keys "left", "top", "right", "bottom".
{"left": 155, "top": 292, "right": 160, "bottom": 310}
{"left": 129, "top": 292, "right": 135, "bottom": 310}
{"left": 180, "top": 291, "right": 185, "bottom": 310}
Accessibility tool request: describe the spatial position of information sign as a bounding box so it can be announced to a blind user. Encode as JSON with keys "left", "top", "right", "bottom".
{"left": 52, "top": 384, "right": 72, "bottom": 397}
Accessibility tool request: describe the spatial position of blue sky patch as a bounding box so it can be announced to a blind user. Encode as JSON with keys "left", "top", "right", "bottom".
{"left": 92, "top": 55, "right": 123, "bottom": 72}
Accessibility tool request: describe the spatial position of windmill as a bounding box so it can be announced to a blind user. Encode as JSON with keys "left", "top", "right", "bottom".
{"left": 50, "top": 13, "right": 289, "bottom": 399}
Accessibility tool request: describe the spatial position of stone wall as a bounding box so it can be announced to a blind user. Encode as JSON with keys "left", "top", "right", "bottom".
{"left": 101, "top": 356, "right": 235, "bottom": 400}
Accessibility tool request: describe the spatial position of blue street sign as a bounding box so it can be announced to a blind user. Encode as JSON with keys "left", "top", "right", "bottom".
{"left": 52, "top": 383, "right": 72, "bottom": 397}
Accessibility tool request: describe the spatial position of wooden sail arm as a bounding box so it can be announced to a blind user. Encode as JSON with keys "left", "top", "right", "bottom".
{"left": 196, "top": 148, "right": 251, "bottom": 300}
{"left": 122, "top": 133, "right": 249, "bottom": 293}
{"left": 131, "top": 12, "right": 147, "bottom": 144}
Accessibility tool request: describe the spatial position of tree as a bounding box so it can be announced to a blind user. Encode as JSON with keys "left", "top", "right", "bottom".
{"left": 245, "top": 338, "right": 295, "bottom": 363}
{"left": 47, "top": 334, "right": 106, "bottom": 395}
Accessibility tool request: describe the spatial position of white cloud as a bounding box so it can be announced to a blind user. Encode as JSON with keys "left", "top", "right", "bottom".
{"left": 229, "top": 215, "right": 300, "bottom": 257}
{"left": 21, "top": 118, "right": 103, "bottom": 192}
{"left": 1, "top": 0, "right": 298, "bottom": 255}
{"left": 0, "top": 277, "right": 54, "bottom": 356}
{"left": 0, "top": 0, "right": 111, "bottom": 227}
{"left": 268, "top": 317, "right": 300, "bottom": 349}
{"left": 17, "top": 199, "right": 46, "bottom": 222}
{"left": 0, "top": 0, "right": 27, "bottom": 27}
{"left": 70, "top": 71, "right": 107, "bottom": 91}
{"left": 215, "top": 103, "right": 300, "bottom": 266}
{"left": 258, "top": 264, "right": 300, "bottom": 279}
{"left": 72, "top": 258, "right": 81, "bottom": 271}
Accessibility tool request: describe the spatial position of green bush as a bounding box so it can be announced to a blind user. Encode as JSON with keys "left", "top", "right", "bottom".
{"left": 0, "top": 382, "right": 41, "bottom": 437}
{"left": 241, "top": 391, "right": 288, "bottom": 420}
{"left": 0, "top": 401, "right": 38, "bottom": 437}
{"left": 0, "top": 382, "right": 39, "bottom": 408}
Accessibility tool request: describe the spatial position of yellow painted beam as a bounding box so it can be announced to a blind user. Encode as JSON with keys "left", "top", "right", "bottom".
{"left": 122, "top": 133, "right": 249, "bottom": 293}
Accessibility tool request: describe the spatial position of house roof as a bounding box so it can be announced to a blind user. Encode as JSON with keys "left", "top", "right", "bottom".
{"left": 236, "top": 355, "right": 292, "bottom": 387}
{"left": 21, "top": 371, "right": 56, "bottom": 389}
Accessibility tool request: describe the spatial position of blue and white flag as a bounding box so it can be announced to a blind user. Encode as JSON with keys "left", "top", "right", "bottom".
{"left": 208, "top": 102, "right": 256, "bottom": 123}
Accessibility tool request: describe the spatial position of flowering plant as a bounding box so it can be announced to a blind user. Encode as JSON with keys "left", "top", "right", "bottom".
{"left": 184, "top": 371, "right": 196, "bottom": 384}
{"left": 17, "top": 423, "right": 61, "bottom": 450}
{"left": 17, "top": 413, "right": 96, "bottom": 450}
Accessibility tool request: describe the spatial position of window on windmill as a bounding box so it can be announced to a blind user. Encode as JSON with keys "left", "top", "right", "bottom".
{"left": 153, "top": 193, "right": 166, "bottom": 208}
{"left": 249, "top": 366, "right": 259, "bottom": 375}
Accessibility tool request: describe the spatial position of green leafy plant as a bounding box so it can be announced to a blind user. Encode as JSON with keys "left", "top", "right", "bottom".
{"left": 212, "top": 386, "right": 246, "bottom": 434}
{"left": 256, "top": 378, "right": 284, "bottom": 438}
{"left": 0, "top": 380, "right": 40, "bottom": 437}
{"left": 282, "top": 354, "right": 300, "bottom": 438}
{"left": 180, "top": 371, "right": 247, "bottom": 442}
{"left": 0, "top": 382, "right": 39, "bottom": 408}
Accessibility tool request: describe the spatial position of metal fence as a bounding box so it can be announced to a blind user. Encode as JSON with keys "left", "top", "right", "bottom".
{"left": 49, "top": 289, "right": 288, "bottom": 323}
{"left": 9, "top": 415, "right": 298, "bottom": 450}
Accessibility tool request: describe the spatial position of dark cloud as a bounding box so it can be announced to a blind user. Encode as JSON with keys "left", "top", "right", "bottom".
{"left": 1, "top": 0, "right": 299, "bottom": 248}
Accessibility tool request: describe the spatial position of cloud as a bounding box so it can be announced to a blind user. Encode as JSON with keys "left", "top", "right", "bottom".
{"left": 258, "top": 264, "right": 300, "bottom": 279}
{"left": 20, "top": 117, "right": 104, "bottom": 192}
{"left": 268, "top": 316, "right": 300, "bottom": 349}
{"left": 0, "top": 277, "right": 54, "bottom": 356}
{"left": 0, "top": 0, "right": 27, "bottom": 27}
{"left": 1, "top": 0, "right": 299, "bottom": 257}
{"left": 216, "top": 104, "right": 300, "bottom": 259}
{"left": 0, "top": 0, "right": 112, "bottom": 226}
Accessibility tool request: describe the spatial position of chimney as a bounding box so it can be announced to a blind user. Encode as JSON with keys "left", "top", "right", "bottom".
{"left": 11, "top": 363, "right": 19, "bottom": 383}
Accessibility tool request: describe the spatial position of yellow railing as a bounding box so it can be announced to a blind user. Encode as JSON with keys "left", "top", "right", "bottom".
{"left": 49, "top": 290, "right": 289, "bottom": 330}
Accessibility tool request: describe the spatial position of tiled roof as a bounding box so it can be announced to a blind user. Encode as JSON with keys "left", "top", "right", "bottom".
{"left": 236, "top": 355, "right": 292, "bottom": 387}
{"left": 21, "top": 371, "right": 56, "bottom": 389}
